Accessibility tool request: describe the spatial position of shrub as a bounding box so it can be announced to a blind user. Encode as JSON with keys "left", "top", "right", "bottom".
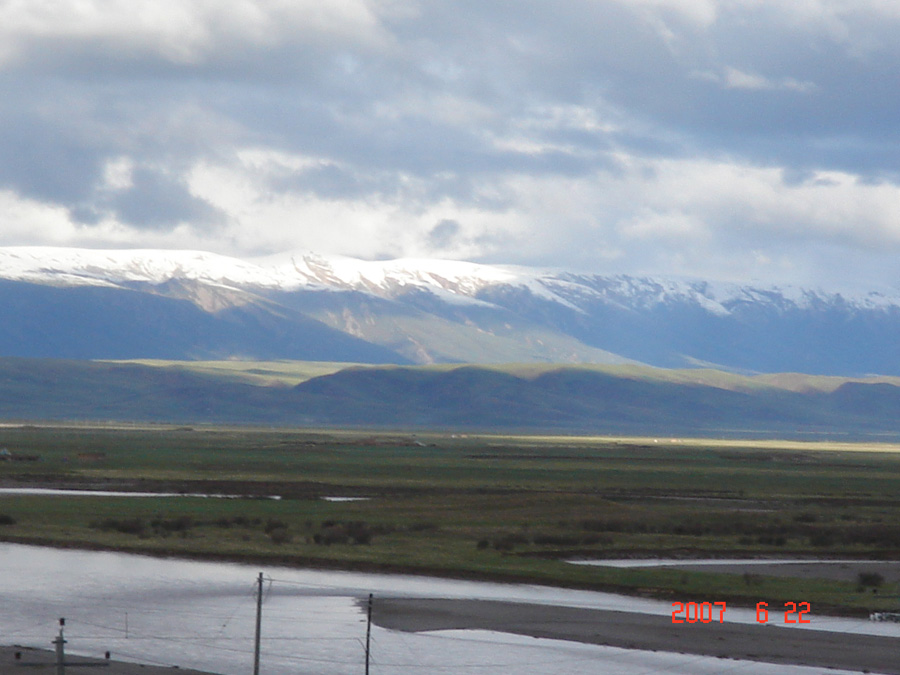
{"left": 264, "top": 519, "right": 288, "bottom": 534}
{"left": 314, "top": 526, "right": 349, "bottom": 546}
{"left": 310, "top": 520, "right": 390, "bottom": 545}
{"left": 0, "top": 514, "right": 15, "bottom": 526}
{"left": 227, "top": 516, "right": 254, "bottom": 527}
{"left": 346, "top": 521, "right": 373, "bottom": 545}
{"left": 846, "top": 524, "right": 900, "bottom": 547}
{"left": 858, "top": 572, "right": 884, "bottom": 588}
{"left": 269, "top": 527, "right": 292, "bottom": 545}
{"left": 532, "top": 534, "right": 583, "bottom": 547}
{"left": 493, "top": 533, "right": 529, "bottom": 551}
{"left": 582, "top": 519, "right": 618, "bottom": 532}
{"left": 757, "top": 534, "right": 787, "bottom": 546}
{"left": 581, "top": 533, "right": 613, "bottom": 546}
{"left": 151, "top": 516, "right": 194, "bottom": 533}
{"left": 94, "top": 517, "right": 146, "bottom": 536}
{"left": 809, "top": 532, "right": 835, "bottom": 547}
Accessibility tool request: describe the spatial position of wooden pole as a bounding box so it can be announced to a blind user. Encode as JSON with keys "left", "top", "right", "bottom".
{"left": 53, "top": 618, "right": 66, "bottom": 675}
{"left": 365, "top": 593, "right": 373, "bottom": 675}
{"left": 253, "top": 573, "right": 263, "bottom": 675}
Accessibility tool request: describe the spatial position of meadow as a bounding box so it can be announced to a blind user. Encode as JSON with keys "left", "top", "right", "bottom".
{"left": 1, "top": 424, "right": 900, "bottom": 615}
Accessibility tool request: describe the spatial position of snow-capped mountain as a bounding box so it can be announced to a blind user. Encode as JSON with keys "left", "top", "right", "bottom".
{"left": 4, "top": 245, "right": 898, "bottom": 311}
{"left": 0, "top": 246, "right": 302, "bottom": 289}
{"left": 1, "top": 246, "right": 899, "bottom": 375}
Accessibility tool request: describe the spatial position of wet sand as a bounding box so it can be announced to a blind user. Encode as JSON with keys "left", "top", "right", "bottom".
{"left": 373, "top": 598, "right": 900, "bottom": 674}
{"left": 0, "top": 647, "right": 216, "bottom": 675}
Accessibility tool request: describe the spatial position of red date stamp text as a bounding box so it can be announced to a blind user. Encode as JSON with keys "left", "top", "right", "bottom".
{"left": 672, "top": 601, "right": 811, "bottom": 624}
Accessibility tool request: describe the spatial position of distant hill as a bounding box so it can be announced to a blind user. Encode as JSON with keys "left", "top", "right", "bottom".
{"left": 0, "top": 279, "right": 404, "bottom": 363}
{"left": 1, "top": 246, "right": 900, "bottom": 375}
{"left": 1, "top": 358, "right": 898, "bottom": 439}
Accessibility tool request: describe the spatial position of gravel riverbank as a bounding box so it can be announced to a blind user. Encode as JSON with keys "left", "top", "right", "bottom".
{"left": 373, "top": 597, "right": 900, "bottom": 674}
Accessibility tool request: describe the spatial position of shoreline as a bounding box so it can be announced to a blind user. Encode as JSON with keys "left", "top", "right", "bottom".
{"left": 0, "top": 646, "right": 216, "bottom": 675}
{"left": 0, "top": 536, "right": 880, "bottom": 618}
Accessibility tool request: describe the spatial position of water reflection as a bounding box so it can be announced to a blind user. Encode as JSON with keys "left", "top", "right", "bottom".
{"left": 0, "top": 544, "right": 889, "bottom": 675}
{"left": 0, "top": 488, "right": 281, "bottom": 499}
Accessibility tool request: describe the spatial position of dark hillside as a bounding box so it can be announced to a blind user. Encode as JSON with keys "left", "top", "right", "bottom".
{"left": 0, "top": 358, "right": 898, "bottom": 439}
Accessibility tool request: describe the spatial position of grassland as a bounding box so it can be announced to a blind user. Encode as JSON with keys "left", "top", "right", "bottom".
{"left": 104, "top": 358, "right": 900, "bottom": 394}
{"left": 5, "top": 357, "right": 900, "bottom": 437}
{"left": 2, "top": 424, "right": 900, "bottom": 615}
{"left": 101, "top": 359, "right": 355, "bottom": 386}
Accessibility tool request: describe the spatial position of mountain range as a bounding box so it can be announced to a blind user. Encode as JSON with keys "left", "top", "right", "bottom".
{"left": 1, "top": 246, "right": 899, "bottom": 376}
{"left": 0, "top": 356, "right": 897, "bottom": 438}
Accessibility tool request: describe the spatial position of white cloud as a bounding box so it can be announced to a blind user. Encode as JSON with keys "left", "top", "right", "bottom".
{"left": 5, "top": 134, "right": 900, "bottom": 290}
{"left": 0, "top": 0, "right": 390, "bottom": 66}
{"left": 152, "top": 146, "right": 900, "bottom": 274}
{"left": 0, "top": 190, "right": 76, "bottom": 243}
{"left": 619, "top": 210, "right": 708, "bottom": 241}
{"left": 619, "top": 0, "right": 900, "bottom": 32}
{"left": 101, "top": 158, "right": 135, "bottom": 191}
{"left": 721, "top": 67, "right": 818, "bottom": 93}
{"left": 437, "top": 152, "right": 900, "bottom": 283}
{"left": 611, "top": 158, "right": 900, "bottom": 248}
{"left": 184, "top": 151, "right": 520, "bottom": 260}
{"left": 489, "top": 109, "right": 617, "bottom": 158}
{"left": 616, "top": 0, "right": 718, "bottom": 28}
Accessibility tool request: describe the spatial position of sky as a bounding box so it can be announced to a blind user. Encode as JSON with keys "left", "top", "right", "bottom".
{"left": 1, "top": 0, "right": 900, "bottom": 290}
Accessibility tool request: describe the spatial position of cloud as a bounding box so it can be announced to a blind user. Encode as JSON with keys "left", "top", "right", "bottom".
{"left": 426, "top": 219, "right": 461, "bottom": 249}
{"left": 719, "top": 67, "right": 818, "bottom": 93}
{"left": 100, "top": 167, "right": 221, "bottom": 230}
{"left": 1, "top": 0, "right": 900, "bottom": 291}
{"left": 0, "top": 0, "right": 389, "bottom": 66}
{"left": 618, "top": 0, "right": 718, "bottom": 27}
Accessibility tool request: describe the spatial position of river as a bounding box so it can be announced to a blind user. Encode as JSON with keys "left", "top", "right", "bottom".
{"left": 0, "top": 543, "right": 891, "bottom": 674}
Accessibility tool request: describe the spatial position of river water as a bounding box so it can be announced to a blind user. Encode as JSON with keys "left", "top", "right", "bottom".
{"left": 0, "top": 489, "right": 282, "bottom": 499}
{"left": 0, "top": 543, "right": 890, "bottom": 675}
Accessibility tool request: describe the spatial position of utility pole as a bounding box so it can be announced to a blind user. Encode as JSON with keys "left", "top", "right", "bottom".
{"left": 365, "top": 593, "right": 373, "bottom": 675}
{"left": 53, "top": 618, "right": 66, "bottom": 675}
{"left": 45, "top": 618, "right": 109, "bottom": 672}
{"left": 253, "top": 573, "right": 264, "bottom": 675}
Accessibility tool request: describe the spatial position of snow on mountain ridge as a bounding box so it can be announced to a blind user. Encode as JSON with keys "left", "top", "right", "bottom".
{"left": 0, "top": 246, "right": 898, "bottom": 314}
{"left": 554, "top": 272, "right": 900, "bottom": 314}
{"left": 283, "top": 253, "right": 600, "bottom": 312}
{"left": 0, "top": 246, "right": 295, "bottom": 290}
{"left": 286, "top": 252, "right": 527, "bottom": 292}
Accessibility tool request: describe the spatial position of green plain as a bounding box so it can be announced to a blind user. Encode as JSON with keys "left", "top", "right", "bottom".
{"left": 2, "top": 424, "right": 900, "bottom": 616}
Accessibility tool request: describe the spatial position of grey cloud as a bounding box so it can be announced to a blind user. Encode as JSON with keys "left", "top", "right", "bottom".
{"left": 0, "top": 98, "right": 110, "bottom": 205}
{"left": 427, "top": 219, "right": 461, "bottom": 249}
{"left": 105, "top": 167, "right": 221, "bottom": 230}
{"left": 269, "top": 163, "right": 372, "bottom": 200}
{"left": 0, "top": 71, "right": 241, "bottom": 221}
{"left": 0, "top": 2, "right": 660, "bottom": 220}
